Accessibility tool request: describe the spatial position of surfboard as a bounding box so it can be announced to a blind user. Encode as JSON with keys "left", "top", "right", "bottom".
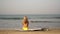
{"left": 28, "top": 28, "right": 49, "bottom": 31}
{"left": 16, "top": 28, "right": 48, "bottom": 31}
{"left": 17, "top": 28, "right": 43, "bottom": 31}
{"left": 28, "top": 28, "right": 42, "bottom": 31}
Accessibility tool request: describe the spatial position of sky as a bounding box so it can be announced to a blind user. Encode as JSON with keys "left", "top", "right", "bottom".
{"left": 0, "top": 0, "right": 60, "bottom": 15}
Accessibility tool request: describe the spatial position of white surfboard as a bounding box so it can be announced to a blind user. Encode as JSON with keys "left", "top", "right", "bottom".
{"left": 28, "top": 28, "right": 42, "bottom": 31}
{"left": 16, "top": 28, "right": 48, "bottom": 31}
{"left": 17, "top": 28, "right": 42, "bottom": 31}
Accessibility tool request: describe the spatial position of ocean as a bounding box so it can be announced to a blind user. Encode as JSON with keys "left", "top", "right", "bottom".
{"left": 0, "top": 14, "right": 60, "bottom": 30}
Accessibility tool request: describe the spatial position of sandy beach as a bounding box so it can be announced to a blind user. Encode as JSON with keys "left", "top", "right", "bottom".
{"left": 0, "top": 29, "right": 60, "bottom": 34}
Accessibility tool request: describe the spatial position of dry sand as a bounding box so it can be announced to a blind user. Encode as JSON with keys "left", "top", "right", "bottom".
{"left": 0, "top": 29, "right": 60, "bottom": 34}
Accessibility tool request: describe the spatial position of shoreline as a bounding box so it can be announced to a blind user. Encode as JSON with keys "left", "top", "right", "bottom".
{"left": 0, "top": 29, "right": 60, "bottom": 34}
{"left": 0, "top": 28, "right": 60, "bottom": 34}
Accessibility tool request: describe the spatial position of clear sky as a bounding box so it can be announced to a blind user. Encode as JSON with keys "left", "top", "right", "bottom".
{"left": 0, "top": 0, "right": 60, "bottom": 15}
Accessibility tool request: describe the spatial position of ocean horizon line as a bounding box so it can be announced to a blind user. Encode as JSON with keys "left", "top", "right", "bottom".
{"left": 0, "top": 14, "right": 60, "bottom": 15}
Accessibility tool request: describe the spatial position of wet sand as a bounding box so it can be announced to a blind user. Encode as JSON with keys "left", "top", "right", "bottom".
{"left": 0, "top": 29, "right": 60, "bottom": 34}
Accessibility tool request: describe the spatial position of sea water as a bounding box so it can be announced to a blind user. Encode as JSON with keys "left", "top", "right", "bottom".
{"left": 0, "top": 14, "right": 60, "bottom": 30}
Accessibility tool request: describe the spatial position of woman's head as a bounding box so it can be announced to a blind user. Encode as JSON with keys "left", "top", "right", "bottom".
{"left": 23, "top": 16, "right": 28, "bottom": 20}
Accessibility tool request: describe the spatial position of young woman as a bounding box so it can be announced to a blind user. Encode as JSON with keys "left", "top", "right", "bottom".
{"left": 22, "top": 16, "right": 29, "bottom": 30}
